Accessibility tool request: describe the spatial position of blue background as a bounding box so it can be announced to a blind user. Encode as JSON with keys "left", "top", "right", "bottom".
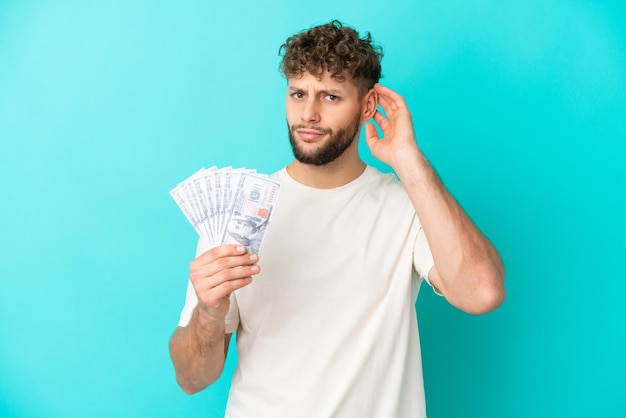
{"left": 1, "top": 1, "right": 624, "bottom": 417}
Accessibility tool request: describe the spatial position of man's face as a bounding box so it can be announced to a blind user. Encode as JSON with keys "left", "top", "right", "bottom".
{"left": 286, "top": 72, "right": 365, "bottom": 166}
{"left": 228, "top": 219, "right": 255, "bottom": 238}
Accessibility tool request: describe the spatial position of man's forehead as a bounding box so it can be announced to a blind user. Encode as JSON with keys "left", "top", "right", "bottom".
{"left": 287, "top": 72, "right": 358, "bottom": 93}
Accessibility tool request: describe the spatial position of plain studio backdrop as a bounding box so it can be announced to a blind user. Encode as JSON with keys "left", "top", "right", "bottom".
{"left": 0, "top": 1, "right": 624, "bottom": 417}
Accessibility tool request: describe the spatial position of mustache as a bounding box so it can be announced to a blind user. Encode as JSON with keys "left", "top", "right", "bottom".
{"left": 290, "top": 124, "right": 332, "bottom": 135}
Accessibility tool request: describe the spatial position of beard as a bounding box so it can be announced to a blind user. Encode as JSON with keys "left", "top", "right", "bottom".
{"left": 288, "top": 115, "right": 361, "bottom": 166}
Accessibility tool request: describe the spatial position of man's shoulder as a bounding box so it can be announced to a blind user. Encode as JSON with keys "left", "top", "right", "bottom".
{"left": 269, "top": 167, "right": 286, "bottom": 181}
{"left": 363, "top": 165, "right": 403, "bottom": 191}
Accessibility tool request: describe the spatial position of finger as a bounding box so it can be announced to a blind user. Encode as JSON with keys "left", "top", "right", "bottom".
{"left": 377, "top": 93, "right": 395, "bottom": 115}
{"left": 191, "top": 252, "right": 260, "bottom": 286}
{"left": 372, "top": 110, "right": 389, "bottom": 132}
{"left": 196, "top": 244, "right": 247, "bottom": 264}
{"left": 197, "top": 276, "right": 254, "bottom": 314}
{"left": 206, "top": 275, "right": 254, "bottom": 301}
{"left": 364, "top": 122, "right": 379, "bottom": 146}
{"left": 194, "top": 263, "right": 260, "bottom": 297}
{"left": 191, "top": 244, "right": 250, "bottom": 274}
{"left": 375, "top": 84, "right": 407, "bottom": 110}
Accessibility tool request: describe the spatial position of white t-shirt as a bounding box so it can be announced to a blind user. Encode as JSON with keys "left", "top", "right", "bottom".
{"left": 179, "top": 166, "right": 436, "bottom": 418}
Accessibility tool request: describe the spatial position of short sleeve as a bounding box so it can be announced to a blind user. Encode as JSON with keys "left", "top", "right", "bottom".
{"left": 413, "top": 226, "right": 443, "bottom": 296}
{"left": 225, "top": 294, "right": 240, "bottom": 333}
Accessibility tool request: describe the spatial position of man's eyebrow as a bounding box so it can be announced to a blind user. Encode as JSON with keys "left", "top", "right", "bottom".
{"left": 321, "top": 88, "right": 344, "bottom": 95}
{"left": 288, "top": 86, "right": 345, "bottom": 95}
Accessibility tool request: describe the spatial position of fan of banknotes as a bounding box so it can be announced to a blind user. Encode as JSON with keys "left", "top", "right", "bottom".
{"left": 170, "top": 167, "right": 281, "bottom": 253}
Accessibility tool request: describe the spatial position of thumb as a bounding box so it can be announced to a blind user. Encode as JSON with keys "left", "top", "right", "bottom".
{"left": 364, "top": 121, "right": 379, "bottom": 149}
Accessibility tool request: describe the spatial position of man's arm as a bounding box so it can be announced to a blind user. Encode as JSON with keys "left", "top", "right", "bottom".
{"left": 365, "top": 84, "right": 505, "bottom": 315}
{"left": 169, "top": 319, "right": 232, "bottom": 394}
{"left": 169, "top": 244, "right": 259, "bottom": 393}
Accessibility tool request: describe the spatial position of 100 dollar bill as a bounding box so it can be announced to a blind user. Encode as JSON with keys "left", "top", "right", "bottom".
{"left": 221, "top": 174, "right": 280, "bottom": 253}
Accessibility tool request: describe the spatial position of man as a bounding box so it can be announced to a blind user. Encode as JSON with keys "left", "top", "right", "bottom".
{"left": 169, "top": 20, "right": 505, "bottom": 417}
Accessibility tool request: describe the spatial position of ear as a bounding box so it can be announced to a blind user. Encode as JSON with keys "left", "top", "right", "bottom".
{"left": 361, "top": 88, "right": 378, "bottom": 122}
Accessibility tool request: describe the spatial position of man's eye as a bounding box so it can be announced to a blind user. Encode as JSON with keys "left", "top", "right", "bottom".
{"left": 327, "top": 95, "right": 339, "bottom": 101}
{"left": 292, "top": 92, "right": 304, "bottom": 99}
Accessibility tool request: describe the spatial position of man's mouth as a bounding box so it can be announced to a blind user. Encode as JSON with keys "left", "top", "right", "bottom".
{"left": 295, "top": 128, "right": 328, "bottom": 142}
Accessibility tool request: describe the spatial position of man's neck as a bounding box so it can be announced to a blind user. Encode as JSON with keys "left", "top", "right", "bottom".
{"left": 286, "top": 157, "right": 366, "bottom": 189}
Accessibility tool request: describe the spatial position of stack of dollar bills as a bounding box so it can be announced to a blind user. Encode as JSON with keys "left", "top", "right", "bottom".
{"left": 170, "top": 167, "right": 281, "bottom": 253}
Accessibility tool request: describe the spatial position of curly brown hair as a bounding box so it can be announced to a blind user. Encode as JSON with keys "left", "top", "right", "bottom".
{"left": 279, "top": 20, "right": 383, "bottom": 94}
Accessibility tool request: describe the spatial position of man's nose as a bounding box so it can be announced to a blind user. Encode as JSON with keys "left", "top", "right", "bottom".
{"left": 300, "top": 99, "right": 320, "bottom": 124}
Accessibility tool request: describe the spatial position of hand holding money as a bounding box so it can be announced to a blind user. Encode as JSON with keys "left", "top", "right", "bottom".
{"left": 189, "top": 244, "right": 260, "bottom": 320}
{"left": 171, "top": 167, "right": 280, "bottom": 318}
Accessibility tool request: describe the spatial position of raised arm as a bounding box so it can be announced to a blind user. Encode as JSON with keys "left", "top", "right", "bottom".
{"left": 169, "top": 244, "right": 259, "bottom": 393}
{"left": 365, "top": 84, "right": 505, "bottom": 314}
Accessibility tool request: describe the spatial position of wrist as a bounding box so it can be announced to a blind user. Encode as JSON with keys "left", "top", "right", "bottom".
{"left": 194, "top": 305, "right": 226, "bottom": 331}
{"left": 391, "top": 146, "right": 429, "bottom": 181}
